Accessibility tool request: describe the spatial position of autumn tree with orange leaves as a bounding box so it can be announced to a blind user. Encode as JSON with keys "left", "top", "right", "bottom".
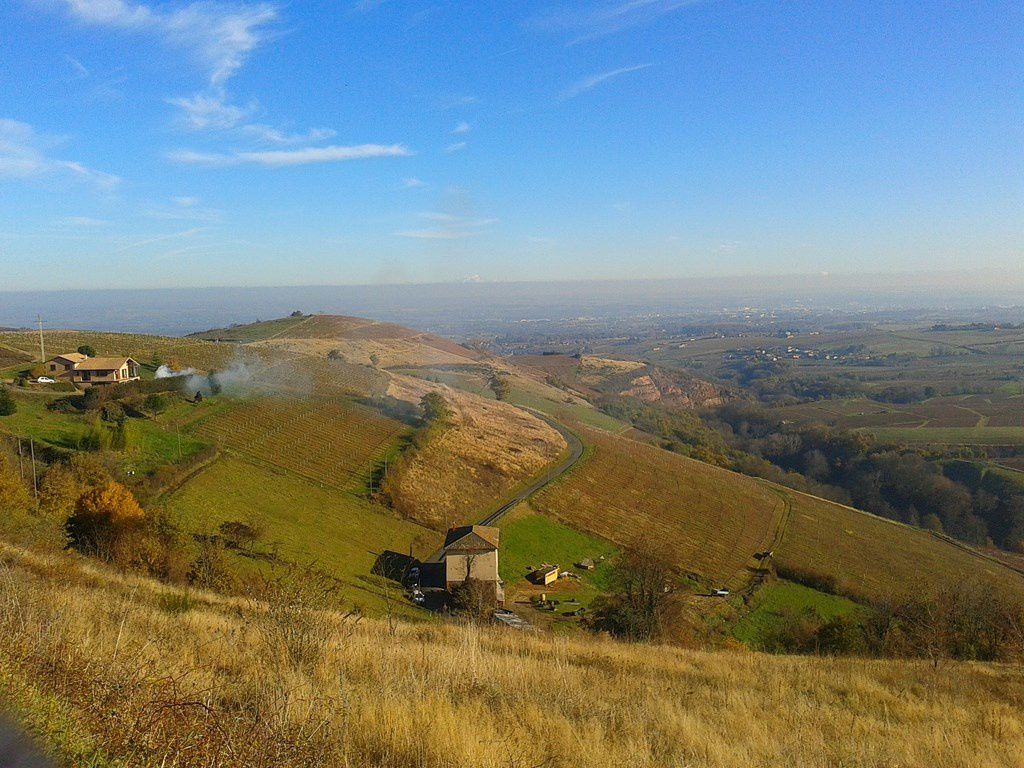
{"left": 66, "top": 481, "right": 146, "bottom": 559}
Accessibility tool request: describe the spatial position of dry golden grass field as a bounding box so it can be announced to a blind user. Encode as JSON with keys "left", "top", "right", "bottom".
{"left": 2, "top": 540, "right": 1023, "bottom": 768}
{"left": 381, "top": 375, "right": 567, "bottom": 529}
{"left": 199, "top": 314, "right": 482, "bottom": 369}
{"left": 533, "top": 428, "right": 1024, "bottom": 600}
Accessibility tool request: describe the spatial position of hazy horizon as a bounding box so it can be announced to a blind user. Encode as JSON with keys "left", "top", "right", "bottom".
{"left": 4, "top": 272, "right": 1024, "bottom": 338}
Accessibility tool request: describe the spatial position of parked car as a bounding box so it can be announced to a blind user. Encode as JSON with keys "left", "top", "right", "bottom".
{"left": 36, "top": 376, "right": 56, "bottom": 384}
{"left": 712, "top": 588, "right": 730, "bottom": 597}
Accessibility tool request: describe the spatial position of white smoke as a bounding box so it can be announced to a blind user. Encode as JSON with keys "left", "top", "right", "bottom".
{"left": 183, "top": 358, "right": 260, "bottom": 398}
{"left": 155, "top": 364, "right": 197, "bottom": 378}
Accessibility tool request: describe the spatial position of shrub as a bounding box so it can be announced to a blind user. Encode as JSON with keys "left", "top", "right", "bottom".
{"left": 66, "top": 481, "right": 146, "bottom": 557}
{"left": 39, "top": 453, "right": 112, "bottom": 520}
{"left": 158, "top": 590, "right": 196, "bottom": 615}
{"left": 590, "top": 543, "right": 678, "bottom": 641}
{"left": 77, "top": 344, "right": 96, "bottom": 357}
{"left": 451, "top": 577, "right": 496, "bottom": 622}
{"left": 248, "top": 563, "right": 344, "bottom": 674}
{"left": 218, "top": 518, "right": 265, "bottom": 551}
{"left": 0, "top": 387, "right": 16, "bottom": 416}
{"left": 0, "top": 451, "right": 32, "bottom": 522}
{"left": 143, "top": 392, "right": 167, "bottom": 414}
{"left": 77, "top": 418, "right": 111, "bottom": 452}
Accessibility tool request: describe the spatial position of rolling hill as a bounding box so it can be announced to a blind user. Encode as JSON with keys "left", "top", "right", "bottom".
{"left": 4, "top": 313, "right": 1023, "bottom": 626}
{"left": 190, "top": 314, "right": 483, "bottom": 368}
{"left": 532, "top": 426, "right": 1024, "bottom": 602}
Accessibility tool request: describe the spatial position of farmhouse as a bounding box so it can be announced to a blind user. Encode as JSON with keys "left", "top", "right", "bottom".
{"left": 45, "top": 354, "right": 141, "bottom": 386}
{"left": 421, "top": 525, "right": 504, "bottom": 604}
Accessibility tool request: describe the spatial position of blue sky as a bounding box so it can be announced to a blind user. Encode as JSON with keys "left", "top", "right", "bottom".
{"left": 1, "top": 0, "right": 1021, "bottom": 290}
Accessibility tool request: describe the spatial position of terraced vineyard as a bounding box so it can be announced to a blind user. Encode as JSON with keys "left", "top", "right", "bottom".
{"left": 191, "top": 396, "right": 407, "bottom": 492}
{"left": 533, "top": 428, "right": 1024, "bottom": 601}
{"left": 532, "top": 428, "right": 783, "bottom": 587}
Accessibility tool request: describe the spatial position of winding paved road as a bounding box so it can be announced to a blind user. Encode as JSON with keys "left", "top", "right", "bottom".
{"left": 478, "top": 411, "right": 584, "bottom": 526}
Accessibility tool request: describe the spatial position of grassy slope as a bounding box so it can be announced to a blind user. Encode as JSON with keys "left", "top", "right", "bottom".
{"left": 188, "top": 315, "right": 312, "bottom": 342}
{"left": 533, "top": 427, "right": 1024, "bottom": 602}
{"left": 732, "top": 581, "right": 862, "bottom": 646}
{"left": 774, "top": 489, "right": 1024, "bottom": 600}
{"left": 165, "top": 455, "right": 438, "bottom": 614}
{"left": 497, "top": 509, "right": 617, "bottom": 587}
{"left": 533, "top": 428, "right": 782, "bottom": 589}
{"left": 0, "top": 391, "right": 208, "bottom": 469}
{"left": 3, "top": 542, "right": 1023, "bottom": 768}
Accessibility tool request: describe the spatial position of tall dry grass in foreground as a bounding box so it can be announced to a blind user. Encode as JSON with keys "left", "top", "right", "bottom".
{"left": 1, "top": 542, "right": 1023, "bottom": 768}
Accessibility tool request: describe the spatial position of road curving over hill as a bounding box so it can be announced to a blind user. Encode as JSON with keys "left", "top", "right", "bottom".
{"left": 478, "top": 412, "right": 584, "bottom": 526}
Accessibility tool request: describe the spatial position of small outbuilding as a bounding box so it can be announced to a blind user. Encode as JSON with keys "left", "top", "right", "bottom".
{"left": 528, "top": 565, "right": 560, "bottom": 586}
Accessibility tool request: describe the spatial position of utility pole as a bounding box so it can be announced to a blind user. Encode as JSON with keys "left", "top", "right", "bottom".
{"left": 37, "top": 315, "right": 45, "bottom": 363}
{"left": 29, "top": 437, "right": 38, "bottom": 500}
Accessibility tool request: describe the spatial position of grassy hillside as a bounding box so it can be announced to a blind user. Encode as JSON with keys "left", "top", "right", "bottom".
{"left": 533, "top": 427, "right": 1024, "bottom": 602}
{"left": 533, "top": 428, "right": 782, "bottom": 589}
{"left": 188, "top": 315, "right": 313, "bottom": 342}
{"left": 194, "top": 314, "right": 481, "bottom": 368}
{"left": 773, "top": 489, "right": 1024, "bottom": 601}
{"left": 164, "top": 455, "right": 437, "bottom": 613}
{"left": 732, "top": 581, "right": 862, "bottom": 647}
{"left": 2, "top": 541, "right": 1023, "bottom": 768}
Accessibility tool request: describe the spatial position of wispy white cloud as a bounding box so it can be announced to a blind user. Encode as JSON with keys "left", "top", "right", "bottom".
{"left": 419, "top": 212, "right": 496, "bottom": 226}
{"left": 145, "top": 198, "right": 221, "bottom": 222}
{"left": 401, "top": 177, "right": 426, "bottom": 188}
{"left": 0, "top": 118, "right": 120, "bottom": 190}
{"left": 452, "top": 121, "right": 471, "bottom": 135}
{"left": 57, "top": 216, "right": 110, "bottom": 227}
{"left": 445, "top": 141, "right": 467, "bottom": 153}
{"left": 57, "top": 0, "right": 278, "bottom": 86}
{"left": 352, "top": 0, "right": 388, "bottom": 11}
{"left": 63, "top": 54, "right": 89, "bottom": 78}
{"left": 116, "top": 227, "right": 206, "bottom": 252}
{"left": 562, "top": 63, "right": 652, "bottom": 99}
{"left": 53, "top": 1, "right": 278, "bottom": 130}
{"left": 239, "top": 124, "right": 336, "bottom": 145}
{"left": 166, "top": 91, "right": 256, "bottom": 130}
{"left": 531, "top": 0, "right": 704, "bottom": 45}
{"left": 396, "top": 229, "right": 469, "bottom": 240}
{"left": 397, "top": 211, "right": 496, "bottom": 239}
{"left": 169, "top": 143, "right": 411, "bottom": 167}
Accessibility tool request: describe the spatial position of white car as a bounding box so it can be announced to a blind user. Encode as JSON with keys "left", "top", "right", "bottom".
{"left": 36, "top": 376, "right": 56, "bottom": 384}
{"left": 712, "top": 588, "right": 730, "bottom": 597}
